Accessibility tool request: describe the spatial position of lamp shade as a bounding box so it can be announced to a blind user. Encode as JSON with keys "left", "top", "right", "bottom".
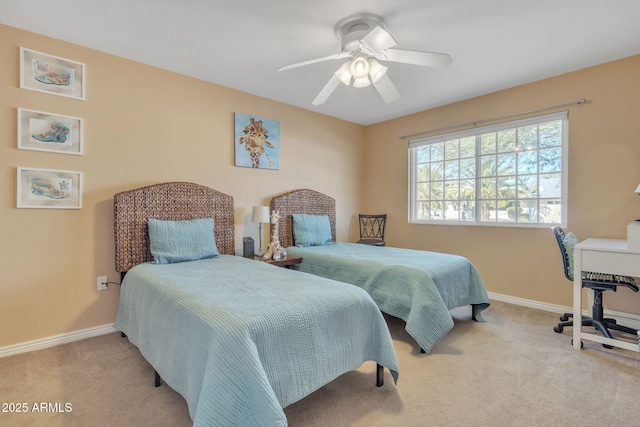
{"left": 353, "top": 76, "right": 371, "bottom": 88}
{"left": 349, "top": 54, "right": 370, "bottom": 78}
{"left": 335, "top": 62, "right": 352, "bottom": 85}
{"left": 368, "top": 59, "right": 387, "bottom": 83}
{"left": 636, "top": 183, "right": 640, "bottom": 194}
{"left": 252, "top": 206, "right": 270, "bottom": 223}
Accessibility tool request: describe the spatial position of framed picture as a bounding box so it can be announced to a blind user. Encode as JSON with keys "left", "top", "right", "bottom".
{"left": 20, "top": 47, "right": 85, "bottom": 100}
{"left": 17, "top": 167, "right": 82, "bottom": 209}
{"left": 234, "top": 113, "right": 280, "bottom": 170}
{"left": 18, "top": 108, "right": 83, "bottom": 155}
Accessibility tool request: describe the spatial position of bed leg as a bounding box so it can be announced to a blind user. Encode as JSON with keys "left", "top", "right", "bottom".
{"left": 154, "top": 370, "right": 161, "bottom": 387}
{"left": 471, "top": 304, "right": 486, "bottom": 322}
{"left": 376, "top": 364, "right": 384, "bottom": 387}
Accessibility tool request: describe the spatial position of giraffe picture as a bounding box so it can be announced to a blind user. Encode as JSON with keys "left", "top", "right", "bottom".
{"left": 234, "top": 113, "right": 280, "bottom": 170}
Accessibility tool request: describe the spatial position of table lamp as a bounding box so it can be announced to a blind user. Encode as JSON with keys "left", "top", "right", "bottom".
{"left": 252, "top": 206, "right": 270, "bottom": 256}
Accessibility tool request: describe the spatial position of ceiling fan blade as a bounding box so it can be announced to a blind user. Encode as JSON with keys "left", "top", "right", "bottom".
{"left": 360, "top": 26, "right": 397, "bottom": 53}
{"left": 278, "top": 52, "right": 350, "bottom": 71}
{"left": 384, "top": 49, "right": 452, "bottom": 68}
{"left": 372, "top": 74, "right": 401, "bottom": 103}
{"left": 312, "top": 75, "right": 341, "bottom": 105}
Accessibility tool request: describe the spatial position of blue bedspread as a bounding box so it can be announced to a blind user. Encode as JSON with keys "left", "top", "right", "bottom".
{"left": 286, "top": 243, "right": 490, "bottom": 353}
{"left": 114, "top": 255, "right": 399, "bottom": 426}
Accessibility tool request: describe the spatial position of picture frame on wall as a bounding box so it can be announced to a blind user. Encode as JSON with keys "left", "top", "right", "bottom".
{"left": 20, "top": 47, "right": 86, "bottom": 100}
{"left": 17, "top": 167, "right": 83, "bottom": 209}
{"left": 234, "top": 113, "right": 280, "bottom": 170}
{"left": 18, "top": 108, "right": 83, "bottom": 155}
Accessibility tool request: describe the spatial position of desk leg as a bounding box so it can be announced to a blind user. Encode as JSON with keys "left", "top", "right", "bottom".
{"left": 572, "top": 247, "right": 582, "bottom": 349}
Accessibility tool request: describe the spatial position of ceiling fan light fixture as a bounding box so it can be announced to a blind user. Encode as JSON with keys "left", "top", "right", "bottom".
{"left": 349, "top": 55, "right": 370, "bottom": 78}
{"left": 353, "top": 76, "right": 371, "bottom": 88}
{"left": 334, "top": 62, "right": 352, "bottom": 85}
{"left": 368, "top": 59, "right": 387, "bottom": 83}
{"left": 279, "top": 12, "right": 452, "bottom": 105}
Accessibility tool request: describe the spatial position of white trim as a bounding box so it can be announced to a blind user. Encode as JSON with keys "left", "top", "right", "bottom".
{"left": 0, "top": 324, "right": 117, "bottom": 359}
{"left": 409, "top": 111, "right": 568, "bottom": 228}
{"left": 2, "top": 293, "right": 639, "bottom": 359}
{"left": 488, "top": 291, "right": 640, "bottom": 330}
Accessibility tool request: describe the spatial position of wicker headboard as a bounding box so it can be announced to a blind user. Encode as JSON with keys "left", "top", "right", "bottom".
{"left": 270, "top": 189, "right": 336, "bottom": 248}
{"left": 114, "top": 182, "right": 235, "bottom": 273}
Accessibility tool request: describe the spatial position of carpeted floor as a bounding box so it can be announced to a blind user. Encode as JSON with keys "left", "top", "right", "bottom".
{"left": 1, "top": 301, "right": 639, "bottom": 426}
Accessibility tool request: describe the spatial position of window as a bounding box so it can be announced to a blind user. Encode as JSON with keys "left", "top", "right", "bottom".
{"left": 409, "top": 112, "right": 567, "bottom": 227}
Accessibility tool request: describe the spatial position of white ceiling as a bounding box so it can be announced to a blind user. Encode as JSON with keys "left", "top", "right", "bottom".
{"left": 2, "top": 0, "right": 640, "bottom": 125}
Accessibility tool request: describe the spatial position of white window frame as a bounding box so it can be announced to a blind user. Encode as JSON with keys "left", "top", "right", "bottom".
{"left": 408, "top": 111, "right": 568, "bottom": 228}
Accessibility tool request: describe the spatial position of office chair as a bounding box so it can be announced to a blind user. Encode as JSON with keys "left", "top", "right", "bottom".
{"left": 551, "top": 226, "right": 639, "bottom": 346}
{"left": 357, "top": 214, "right": 386, "bottom": 246}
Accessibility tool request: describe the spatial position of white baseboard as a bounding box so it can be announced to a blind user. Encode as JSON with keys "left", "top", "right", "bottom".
{"left": 2, "top": 293, "right": 639, "bottom": 359}
{"left": 0, "top": 324, "right": 117, "bottom": 359}
{"left": 488, "top": 291, "right": 640, "bottom": 330}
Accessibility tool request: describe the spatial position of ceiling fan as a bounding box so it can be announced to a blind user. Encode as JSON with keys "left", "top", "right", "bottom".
{"left": 278, "top": 13, "right": 452, "bottom": 105}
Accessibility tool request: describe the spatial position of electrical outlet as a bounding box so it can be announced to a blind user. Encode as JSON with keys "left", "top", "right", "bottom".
{"left": 97, "top": 275, "right": 108, "bottom": 291}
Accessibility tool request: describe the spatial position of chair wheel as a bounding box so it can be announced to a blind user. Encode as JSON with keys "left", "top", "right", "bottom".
{"left": 571, "top": 339, "right": 584, "bottom": 348}
{"left": 559, "top": 316, "right": 569, "bottom": 321}
{"left": 553, "top": 325, "right": 563, "bottom": 333}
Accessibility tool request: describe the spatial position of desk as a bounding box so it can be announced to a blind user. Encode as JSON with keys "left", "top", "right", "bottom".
{"left": 573, "top": 238, "right": 640, "bottom": 351}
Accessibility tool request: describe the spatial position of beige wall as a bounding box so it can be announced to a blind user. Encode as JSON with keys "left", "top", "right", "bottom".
{"left": 364, "top": 55, "right": 640, "bottom": 314}
{"left": 3, "top": 22, "right": 640, "bottom": 350}
{"left": 0, "top": 24, "right": 365, "bottom": 347}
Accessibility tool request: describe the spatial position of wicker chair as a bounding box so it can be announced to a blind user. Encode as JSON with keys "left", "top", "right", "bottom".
{"left": 551, "top": 226, "right": 639, "bottom": 345}
{"left": 356, "top": 214, "right": 386, "bottom": 246}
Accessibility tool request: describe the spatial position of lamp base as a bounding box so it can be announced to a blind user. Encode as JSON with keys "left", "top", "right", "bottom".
{"left": 257, "top": 223, "right": 264, "bottom": 257}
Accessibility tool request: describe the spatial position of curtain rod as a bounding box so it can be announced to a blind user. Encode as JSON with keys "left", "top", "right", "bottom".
{"left": 398, "top": 98, "right": 589, "bottom": 141}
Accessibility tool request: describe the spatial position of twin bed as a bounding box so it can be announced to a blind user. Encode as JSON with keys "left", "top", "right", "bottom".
{"left": 112, "top": 182, "right": 490, "bottom": 425}
{"left": 271, "top": 189, "right": 490, "bottom": 354}
{"left": 112, "top": 182, "right": 399, "bottom": 427}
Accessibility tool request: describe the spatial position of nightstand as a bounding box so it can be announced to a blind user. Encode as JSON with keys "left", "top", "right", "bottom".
{"left": 253, "top": 255, "right": 302, "bottom": 269}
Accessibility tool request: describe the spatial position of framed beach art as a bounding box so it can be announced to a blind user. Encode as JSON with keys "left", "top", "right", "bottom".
{"left": 17, "top": 167, "right": 82, "bottom": 209}
{"left": 18, "top": 108, "right": 83, "bottom": 155}
{"left": 234, "top": 113, "right": 280, "bottom": 170}
{"left": 20, "top": 47, "right": 86, "bottom": 100}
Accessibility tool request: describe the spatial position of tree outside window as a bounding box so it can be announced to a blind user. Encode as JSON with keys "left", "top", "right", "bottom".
{"left": 409, "top": 112, "right": 567, "bottom": 227}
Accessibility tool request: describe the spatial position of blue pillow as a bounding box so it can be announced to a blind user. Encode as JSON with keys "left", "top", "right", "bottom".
{"left": 292, "top": 214, "right": 332, "bottom": 247}
{"left": 148, "top": 218, "right": 219, "bottom": 264}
